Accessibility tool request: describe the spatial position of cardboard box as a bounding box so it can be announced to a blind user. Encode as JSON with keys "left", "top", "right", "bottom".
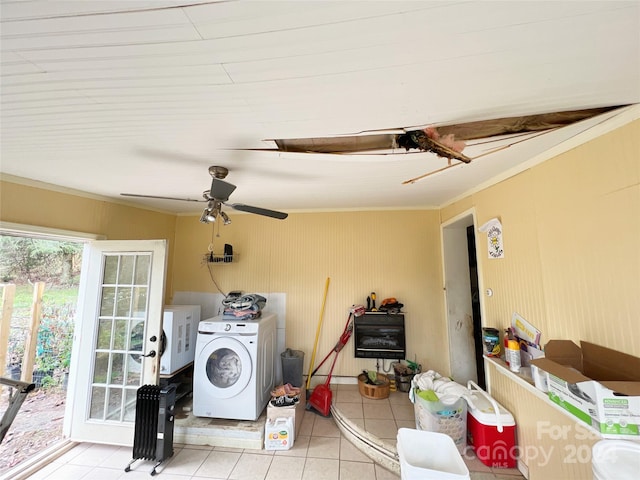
{"left": 266, "top": 389, "right": 306, "bottom": 440}
{"left": 531, "top": 340, "right": 640, "bottom": 438}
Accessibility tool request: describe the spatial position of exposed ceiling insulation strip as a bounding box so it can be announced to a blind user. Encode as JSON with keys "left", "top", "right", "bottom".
{"left": 269, "top": 106, "right": 619, "bottom": 155}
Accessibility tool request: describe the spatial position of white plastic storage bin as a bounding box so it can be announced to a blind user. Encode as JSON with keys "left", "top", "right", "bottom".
{"left": 160, "top": 305, "right": 201, "bottom": 375}
{"left": 592, "top": 440, "right": 640, "bottom": 480}
{"left": 397, "top": 428, "right": 470, "bottom": 480}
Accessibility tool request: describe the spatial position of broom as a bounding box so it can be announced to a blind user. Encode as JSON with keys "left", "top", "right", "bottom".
{"left": 305, "top": 277, "right": 330, "bottom": 397}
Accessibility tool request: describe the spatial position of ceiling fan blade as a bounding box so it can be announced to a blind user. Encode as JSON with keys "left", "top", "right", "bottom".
{"left": 227, "top": 203, "right": 288, "bottom": 219}
{"left": 121, "top": 193, "right": 206, "bottom": 202}
{"left": 210, "top": 177, "right": 237, "bottom": 202}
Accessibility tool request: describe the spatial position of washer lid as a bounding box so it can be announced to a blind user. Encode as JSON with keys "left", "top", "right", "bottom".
{"left": 197, "top": 336, "right": 253, "bottom": 399}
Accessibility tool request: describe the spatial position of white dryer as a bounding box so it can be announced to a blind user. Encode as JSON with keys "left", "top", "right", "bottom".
{"left": 193, "top": 312, "right": 276, "bottom": 421}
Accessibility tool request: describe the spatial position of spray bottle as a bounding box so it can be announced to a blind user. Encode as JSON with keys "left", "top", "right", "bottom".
{"left": 506, "top": 338, "right": 521, "bottom": 373}
{"left": 503, "top": 329, "right": 511, "bottom": 365}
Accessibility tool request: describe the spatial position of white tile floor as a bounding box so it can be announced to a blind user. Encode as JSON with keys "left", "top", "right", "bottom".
{"left": 24, "top": 384, "right": 526, "bottom": 480}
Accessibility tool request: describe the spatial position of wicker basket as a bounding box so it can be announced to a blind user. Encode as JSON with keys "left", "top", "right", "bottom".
{"left": 357, "top": 373, "right": 391, "bottom": 400}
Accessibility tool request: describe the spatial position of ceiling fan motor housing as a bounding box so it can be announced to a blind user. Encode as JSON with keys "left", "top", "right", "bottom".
{"left": 208, "top": 166, "right": 229, "bottom": 179}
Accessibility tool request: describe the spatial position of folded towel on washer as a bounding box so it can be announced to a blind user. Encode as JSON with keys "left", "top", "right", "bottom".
{"left": 224, "top": 305, "right": 262, "bottom": 320}
{"left": 223, "top": 294, "right": 267, "bottom": 320}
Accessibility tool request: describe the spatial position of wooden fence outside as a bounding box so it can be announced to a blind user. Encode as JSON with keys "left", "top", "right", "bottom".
{"left": 0, "top": 282, "right": 46, "bottom": 382}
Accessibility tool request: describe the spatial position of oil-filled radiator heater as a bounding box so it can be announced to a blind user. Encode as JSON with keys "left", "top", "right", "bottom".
{"left": 125, "top": 384, "right": 177, "bottom": 476}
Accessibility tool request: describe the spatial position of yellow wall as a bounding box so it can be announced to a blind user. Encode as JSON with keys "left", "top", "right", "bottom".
{"left": 2, "top": 118, "right": 638, "bottom": 385}
{"left": 2, "top": 119, "right": 638, "bottom": 480}
{"left": 0, "top": 180, "right": 178, "bottom": 300}
{"left": 172, "top": 209, "right": 447, "bottom": 377}
{"left": 0, "top": 180, "right": 446, "bottom": 377}
{"left": 442, "top": 119, "right": 639, "bottom": 480}
{"left": 443, "top": 120, "right": 640, "bottom": 357}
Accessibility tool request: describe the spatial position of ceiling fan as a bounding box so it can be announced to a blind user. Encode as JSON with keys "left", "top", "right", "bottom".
{"left": 121, "top": 166, "right": 288, "bottom": 223}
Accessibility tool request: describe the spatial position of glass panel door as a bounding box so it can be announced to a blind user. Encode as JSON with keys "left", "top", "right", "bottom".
{"left": 89, "top": 253, "right": 150, "bottom": 423}
{"left": 65, "top": 240, "right": 166, "bottom": 445}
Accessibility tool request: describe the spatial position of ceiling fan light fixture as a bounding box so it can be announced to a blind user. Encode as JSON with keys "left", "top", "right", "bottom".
{"left": 220, "top": 211, "right": 231, "bottom": 225}
{"left": 200, "top": 209, "right": 214, "bottom": 224}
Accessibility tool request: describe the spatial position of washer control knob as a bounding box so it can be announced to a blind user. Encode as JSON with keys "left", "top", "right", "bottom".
{"left": 225, "top": 324, "right": 231, "bottom": 331}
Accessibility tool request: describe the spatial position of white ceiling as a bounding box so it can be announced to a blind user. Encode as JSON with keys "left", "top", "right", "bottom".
{"left": 1, "top": 1, "right": 639, "bottom": 217}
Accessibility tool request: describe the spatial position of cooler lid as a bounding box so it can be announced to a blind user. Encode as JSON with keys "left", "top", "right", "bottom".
{"left": 468, "top": 392, "right": 515, "bottom": 426}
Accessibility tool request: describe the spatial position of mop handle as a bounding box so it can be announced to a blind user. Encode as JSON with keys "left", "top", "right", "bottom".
{"left": 324, "top": 312, "right": 355, "bottom": 385}
{"left": 325, "top": 343, "right": 341, "bottom": 385}
{"left": 306, "top": 277, "right": 330, "bottom": 391}
{"left": 309, "top": 312, "right": 354, "bottom": 378}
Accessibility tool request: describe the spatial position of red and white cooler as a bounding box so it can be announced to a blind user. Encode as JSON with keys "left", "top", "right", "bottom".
{"left": 466, "top": 381, "right": 517, "bottom": 468}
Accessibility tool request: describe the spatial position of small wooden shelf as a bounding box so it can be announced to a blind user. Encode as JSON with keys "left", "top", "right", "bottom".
{"left": 484, "top": 356, "right": 610, "bottom": 439}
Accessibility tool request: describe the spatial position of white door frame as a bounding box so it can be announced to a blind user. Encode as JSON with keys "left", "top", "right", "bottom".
{"left": 441, "top": 209, "right": 486, "bottom": 385}
{"left": 64, "top": 239, "right": 167, "bottom": 445}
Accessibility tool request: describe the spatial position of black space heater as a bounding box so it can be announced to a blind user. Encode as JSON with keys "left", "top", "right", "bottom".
{"left": 125, "top": 384, "right": 177, "bottom": 476}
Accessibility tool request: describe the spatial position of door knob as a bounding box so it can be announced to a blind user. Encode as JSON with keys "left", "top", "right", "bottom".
{"left": 142, "top": 350, "right": 156, "bottom": 358}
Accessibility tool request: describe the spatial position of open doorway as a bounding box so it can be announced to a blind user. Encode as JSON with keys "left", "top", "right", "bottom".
{"left": 0, "top": 224, "right": 95, "bottom": 475}
{"left": 442, "top": 211, "right": 485, "bottom": 389}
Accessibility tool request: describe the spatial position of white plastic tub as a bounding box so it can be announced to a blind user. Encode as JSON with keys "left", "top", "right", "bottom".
{"left": 592, "top": 440, "right": 640, "bottom": 480}
{"left": 397, "top": 428, "right": 470, "bottom": 480}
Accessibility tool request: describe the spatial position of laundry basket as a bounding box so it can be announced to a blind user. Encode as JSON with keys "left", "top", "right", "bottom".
{"left": 413, "top": 391, "right": 467, "bottom": 453}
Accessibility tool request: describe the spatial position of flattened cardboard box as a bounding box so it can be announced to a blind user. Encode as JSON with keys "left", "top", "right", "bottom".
{"left": 531, "top": 340, "right": 640, "bottom": 438}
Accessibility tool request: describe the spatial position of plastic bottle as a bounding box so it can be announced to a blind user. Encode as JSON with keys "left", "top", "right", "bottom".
{"left": 504, "top": 329, "right": 510, "bottom": 365}
{"left": 506, "top": 339, "right": 521, "bottom": 372}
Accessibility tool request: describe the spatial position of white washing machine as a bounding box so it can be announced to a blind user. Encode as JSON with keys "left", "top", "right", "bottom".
{"left": 193, "top": 312, "right": 276, "bottom": 421}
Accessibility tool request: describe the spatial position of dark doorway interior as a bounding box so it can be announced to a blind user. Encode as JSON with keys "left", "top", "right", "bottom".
{"left": 467, "top": 225, "right": 485, "bottom": 389}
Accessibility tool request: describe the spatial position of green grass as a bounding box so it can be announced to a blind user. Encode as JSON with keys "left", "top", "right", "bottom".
{"left": 4, "top": 283, "right": 78, "bottom": 382}
{"left": 11, "top": 284, "right": 79, "bottom": 310}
